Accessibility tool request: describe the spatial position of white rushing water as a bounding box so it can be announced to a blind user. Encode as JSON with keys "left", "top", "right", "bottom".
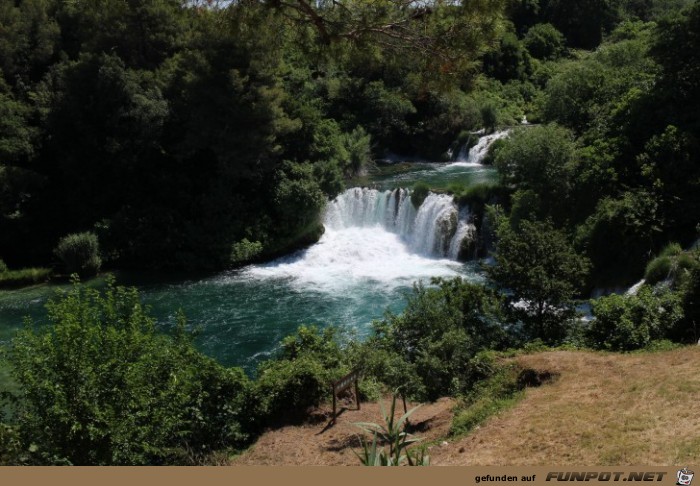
{"left": 453, "top": 130, "right": 511, "bottom": 166}
{"left": 244, "top": 188, "right": 477, "bottom": 292}
{"left": 325, "top": 187, "right": 473, "bottom": 259}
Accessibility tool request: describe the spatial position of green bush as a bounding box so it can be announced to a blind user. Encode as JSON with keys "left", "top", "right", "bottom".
{"left": 411, "top": 182, "right": 430, "bottom": 208}
{"left": 481, "top": 138, "right": 506, "bottom": 166}
{"left": 645, "top": 256, "right": 672, "bottom": 285}
{"left": 376, "top": 278, "right": 508, "bottom": 401}
{"left": 660, "top": 242, "right": 683, "bottom": 258}
{"left": 0, "top": 268, "right": 52, "bottom": 289}
{"left": 253, "top": 325, "right": 348, "bottom": 425}
{"left": 230, "top": 239, "right": 263, "bottom": 265}
{"left": 53, "top": 232, "right": 102, "bottom": 278}
{"left": 587, "top": 286, "right": 684, "bottom": 351}
{"left": 7, "top": 280, "right": 252, "bottom": 465}
{"left": 254, "top": 356, "right": 341, "bottom": 425}
{"left": 0, "top": 259, "right": 7, "bottom": 273}
{"left": 523, "top": 23, "right": 566, "bottom": 60}
{"left": 450, "top": 356, "right": 524, "bottom": 437}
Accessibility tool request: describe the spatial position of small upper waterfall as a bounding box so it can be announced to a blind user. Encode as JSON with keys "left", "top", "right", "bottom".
{"left": 454, "top": 130, "right": 511, "bottom": 165}
{"left": 325, "top": 187, "right": 474, "bottom": 260}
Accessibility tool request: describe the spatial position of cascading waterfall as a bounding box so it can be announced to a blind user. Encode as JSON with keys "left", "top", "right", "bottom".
{"left": 455, "top": 129, "right": 511, "bottom": 164}
{"left": 325, "top": 187, "right": 474, "bottom": 260}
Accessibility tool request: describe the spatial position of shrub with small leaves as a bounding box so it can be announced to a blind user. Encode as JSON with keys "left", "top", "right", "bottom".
{"left": 53, "top": 232, "right": 102, "bottom": 277}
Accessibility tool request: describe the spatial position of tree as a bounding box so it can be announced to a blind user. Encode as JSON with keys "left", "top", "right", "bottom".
{"left": 587, "top": 285, "right": 683, "bottom": 350}
{"left": 6, "top": 279, "right": 252, "bottom": 465}
{"left": 378, "top": 277, "right": 508, "bottom": 400}
{"left": 487, "top": 215, "right": 590, "bottom": 343}
{"left": 494, "top": 124, "right": 577, "bottom": 225}
{"left": 523, "top": 23, "right": 565, "bottom": 60}
{"left": 263, "top": 0, "right": 506, "bottom": 78}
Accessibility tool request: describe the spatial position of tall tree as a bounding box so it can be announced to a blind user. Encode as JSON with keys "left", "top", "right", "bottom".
{"left": 487, "top": 215, "right": 590, "bottom": 343}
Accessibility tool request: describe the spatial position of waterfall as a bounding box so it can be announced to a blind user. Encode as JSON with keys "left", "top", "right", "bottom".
{"left": 325, "top": 187, "right": 475, "bottom": 260}
{"left": 454, "top": 130, "right": 511, "bottom": 165}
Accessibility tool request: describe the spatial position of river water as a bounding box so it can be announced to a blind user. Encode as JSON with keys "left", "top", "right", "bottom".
{"left": 0, "top": 148, "right": 500, "bottom": 373}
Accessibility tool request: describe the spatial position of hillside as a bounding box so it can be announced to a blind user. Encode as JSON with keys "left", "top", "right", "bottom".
{"left": 232, "top": 348, "right": 700, "bottom": 466}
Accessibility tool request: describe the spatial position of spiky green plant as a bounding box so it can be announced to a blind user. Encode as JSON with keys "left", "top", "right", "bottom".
{"left": 353, "top": 393, "right": 429, "bottom": 466}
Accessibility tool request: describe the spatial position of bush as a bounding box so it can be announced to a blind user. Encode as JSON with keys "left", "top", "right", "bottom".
{"left": 645, "top": 256, "right": 672, "bottom": 285}
{"left": 230, "top": 239, "right": 263, "bottom": 265}
{"left": 7, "top": 280, "right": 252, "bottom": 465}
{"left": 253, "top": 325, "right": 348, "bottom": 425}
{"left": 481, "top": 138, "right": 506, "bottom": 166}
{"left": 450, "top": 355, "right": 524, "bottom": 437}
{"left": 0, "top": 259, "right": 7, "bottom": 273}
{"left": 0, "top": 268, "right": 52, "bottom": 289}
{"left": 254, "top": 356, "right": 341, "bottom": 425}
{"left": 587, "top": 286, "right": 684, "bottom": 351}
{"left": 376, "top": 278, "right": 508, "bottom": 400}
{"left": 523, "top": 23, "right": 566, "bottom": 60}
{"left": 53, "top": 232, "right": 102, "bottom": 277}
{"left": 411, "top": 182, "right": 430, "bottom": 208}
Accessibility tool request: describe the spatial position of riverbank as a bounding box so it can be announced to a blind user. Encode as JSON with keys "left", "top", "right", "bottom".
{"left": 231, "top": 347, "right": 700, "bottom": 466}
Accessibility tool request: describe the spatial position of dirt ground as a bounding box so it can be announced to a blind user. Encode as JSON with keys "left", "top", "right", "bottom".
{"left": 232, "top": 348, "right": 700, "bottom": 466}
{"left": 232, "top": 397, "right": 455, "bottom": 465}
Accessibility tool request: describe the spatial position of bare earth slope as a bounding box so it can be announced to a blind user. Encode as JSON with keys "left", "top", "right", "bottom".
{"left": 232, "top": 348, "right": 700, "bottom": 466}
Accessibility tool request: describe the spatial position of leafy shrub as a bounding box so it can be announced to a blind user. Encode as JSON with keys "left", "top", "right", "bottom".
{"left": 230, "top": 239, "right": 263, "bottom": 265}
{"left": 254, "top": 356, "right": 341, "bottom": 425}
{"left": 253, "top": 325, "right": 348, "bottom": 425}
{"left": 7, "top": 280, "right": 252, "bottom": 465}
{"left": 587, "top": 286, "right": 684, "bottom": 351}
{"left": 53, "top": 232, "right": 101, "bottom": 277}
{"left": 0, "top": 259, "right": 7, "bottom": 273}
{"left": 645, "top": 244, "right": 699, "bottom": 286}
{"left": 411, "top": 182, "right": 430, "bottom": 208}
{"left": 645, "top": 256, "right": 672, "bottom": 285}
{"left": 377, "top": 278, "right": 508, "bottom": 400}
{"left": 450, "top": 356, "right": 524, "bottom": 437}
{"left": 0, "top": 268, "right": 52, "bottom": 289}
{"left": 523, "top": 23, "right": 566, "bottom": 60}
{"left": 660, "top": 242, "right": 683, "bottom": 258}
{"left": 481, "top": 138, "right": 506, "bottom": 165}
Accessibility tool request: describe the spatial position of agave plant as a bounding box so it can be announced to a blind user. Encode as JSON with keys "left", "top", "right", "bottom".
{"left": 353, "top": 393, "right": 430, "bottom": 466}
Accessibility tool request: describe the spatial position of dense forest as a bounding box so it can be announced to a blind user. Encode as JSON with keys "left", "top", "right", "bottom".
{"left": 1, "top": 0, "right": 696, "bottom": 277}
{"left": 1, "top": 0, "right": 699, "bottom": 466}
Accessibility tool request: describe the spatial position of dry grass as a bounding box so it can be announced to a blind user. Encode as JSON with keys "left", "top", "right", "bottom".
{"left": 432, "top": 347, "right": 700, "bottom": 465}
{"left": 230, "top": 347, "right": 700, "bottom": 466}
{"left": 232, "top": 397, "right": 455, "bottom": 466}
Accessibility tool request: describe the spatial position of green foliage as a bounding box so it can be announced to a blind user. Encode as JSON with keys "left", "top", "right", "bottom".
{"left": 645, "top": 244, "right": 700, "bottom": 287}
{"left": 587, "top": 286, "right": 684, "bottom": 351}
{"left": 0, "top": 259, "right": 7, "bottom": 273}
{"left": 488, "top": 216, "right": 590, "bottom": 343}
{"left": 376, "top": 278, "right": 509, "bottom": 401}
{"left": 254, "top": 357, "right": 335, "bottom": 425}
{"left": 494, "top": 124, "right": 582, "bottom": 227}
{"left": 645, "top": 256, "right": 672, "bottom": 285}
{"left": 274, "top": 162, "right": 327, "bottom": 234}
{"left": 523, "top": 23, "right": 566, "bottom": 60}
{"left": 450, "top": 355, "right": 524, "bottom": 436}
{"left": 577, "top": 191, "right": 661, "bottom": 286}
{"left": 253, "top": 325, "right": 347, "bottom": 424}
{"left": 483, "top": 32, "right": 532, "bottom": 83}
{"left": 6, "top": 280, "right": 252, "bottom": 465}
{"left": 354, "top": 394, "right": 429, "bottom": 466}
{"left": 53, "top": 232, "right": 101, "bottom": 278}
{"left": 0, "top": 267, "right": 51, "bottom": 289}
{"left": 411, "top": 182, "right": 430, "bottom": 208}
{"left": 230, "top": 239, "right": 263, "bottom": 265}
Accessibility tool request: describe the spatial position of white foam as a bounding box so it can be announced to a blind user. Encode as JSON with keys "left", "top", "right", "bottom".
{"left": 243, "top": 227, "right": 463, "bottom": 293}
